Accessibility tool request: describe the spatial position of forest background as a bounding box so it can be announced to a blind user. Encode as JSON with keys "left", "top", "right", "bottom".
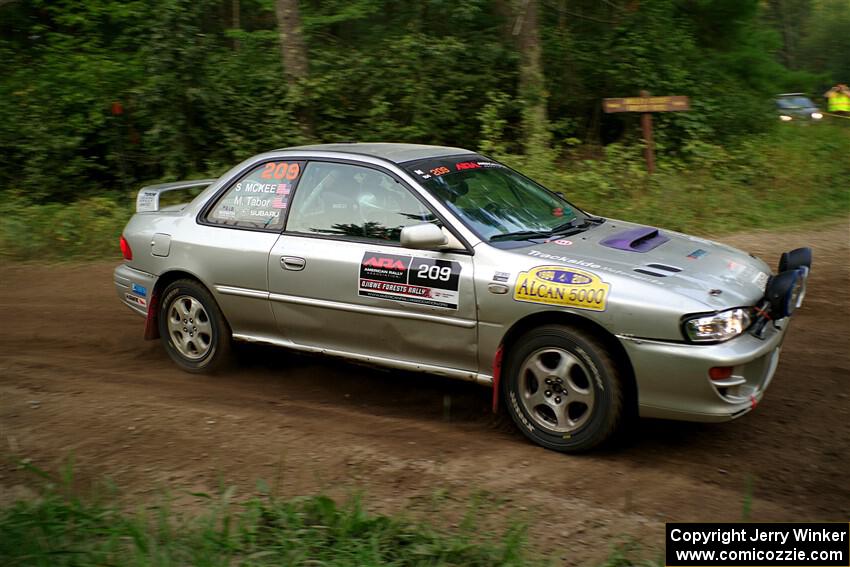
{"left": 1, "top": 0, "right": 848, "bottom": 259}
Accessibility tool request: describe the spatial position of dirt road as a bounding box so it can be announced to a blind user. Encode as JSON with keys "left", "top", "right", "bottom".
{"left": 1, "top": 219, "right": 848, "bottom": 564}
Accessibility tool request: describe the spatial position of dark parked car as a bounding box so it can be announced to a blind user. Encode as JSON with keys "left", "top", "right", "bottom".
{"left": 775, "top": 93, "right": 823, "bottom": 122}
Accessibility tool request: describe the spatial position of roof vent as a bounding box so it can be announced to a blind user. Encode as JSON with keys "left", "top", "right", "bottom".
{"left": 599, "top": 227, "right": 669, "bottom": 253}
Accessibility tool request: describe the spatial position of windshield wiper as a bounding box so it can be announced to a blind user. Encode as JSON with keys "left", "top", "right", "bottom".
{"left": 489, "top": 217, "right": 600, "bottom": 242}
{"left": 548, "top": 218, "right": 581, "bottom": 233}
{"left": 548, "top": 218, "right": 600, "bottom": 237}
{"left": 489, "top": 229, "right": 554, "bottom": 242}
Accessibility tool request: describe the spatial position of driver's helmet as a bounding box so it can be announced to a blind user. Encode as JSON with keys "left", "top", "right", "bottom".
{"left": 356, "top": 170, "right": 386, "bottom": 210}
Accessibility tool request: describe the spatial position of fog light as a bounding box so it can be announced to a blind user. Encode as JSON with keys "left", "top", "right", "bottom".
{"left": 709, "top": 366, "right": 734, "bottom": 381}
{"left": 765, "top": 269, "right": 804, "bottom": 319}
{"left": 778, "top": 247, "right": 812, "bottom": 272}
{"left": 812, "top": 112, "right": 823, "bottom": 120}
{"left": 780, "top": 115, "right": 793, "bottom": 121}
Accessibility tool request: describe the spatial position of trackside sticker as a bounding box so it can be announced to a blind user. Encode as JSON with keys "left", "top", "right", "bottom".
{"left": 514, "top": 265, "right": 610, "bottom": 311}
{"left": 359, "top": 252, "right": 461, "bottom": 309}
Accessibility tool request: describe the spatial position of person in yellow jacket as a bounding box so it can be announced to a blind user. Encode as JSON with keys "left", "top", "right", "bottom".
{"left": 824, "top": 84, "right": 850, "bottom": 116}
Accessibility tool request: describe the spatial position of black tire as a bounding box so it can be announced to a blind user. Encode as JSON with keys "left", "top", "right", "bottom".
{"left": 502, "top": 324, "right": 624, "bottom": 452}
{"left": 158, "top": 279, "right": 232, "bottom": 373}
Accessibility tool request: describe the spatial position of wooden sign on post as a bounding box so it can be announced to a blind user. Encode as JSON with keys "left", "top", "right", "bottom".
{"left": 603, "top": 91, "right": 690, "bottom": 174}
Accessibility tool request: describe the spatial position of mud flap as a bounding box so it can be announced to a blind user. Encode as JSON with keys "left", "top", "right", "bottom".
{"left": 492, "top": 345, "right": 504, "bottom": 413}
{"left": 143, "top": 291, "right": 160, "bottom": 340}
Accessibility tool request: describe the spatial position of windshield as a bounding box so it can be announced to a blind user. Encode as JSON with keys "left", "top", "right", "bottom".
{"left": 403, "top": 155, "right": 584, "bottom": 241}
{"left": 776, "top": 96, "right": 815, "bottom": 109}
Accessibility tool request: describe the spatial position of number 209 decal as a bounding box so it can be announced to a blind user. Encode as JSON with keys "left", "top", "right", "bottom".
{"left": 260, "top": 162, "right": 300, "bottom": 180}
{"left": 359, "top": 252, "right": 461, "bottom": 310}
{"left": 514, "top": 265, "right": 610, "bottom": 311}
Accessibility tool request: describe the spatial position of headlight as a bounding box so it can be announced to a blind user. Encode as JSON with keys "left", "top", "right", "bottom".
{"left": 780, "top": 115, "right": 793, "bottom": 121}
{"left": 811, "top": 112, "right": 823, "bottom": 120}
{"left": 683, "top": 308, "right": 753, "bottom": 343}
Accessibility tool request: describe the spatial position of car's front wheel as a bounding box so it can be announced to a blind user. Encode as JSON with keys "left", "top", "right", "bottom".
{"left": 158, "top": 279, "right": 231, "bottom": 373}
{"left": 503, "top": 324, "right": 624, "bottom": 452}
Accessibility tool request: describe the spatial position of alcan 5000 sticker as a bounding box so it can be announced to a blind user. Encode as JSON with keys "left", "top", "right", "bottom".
{"left": 359, "top": 252, "right": 461, "bottom": 309}
{"left": 514, "top": 265, "right": 610, "bottom": 311}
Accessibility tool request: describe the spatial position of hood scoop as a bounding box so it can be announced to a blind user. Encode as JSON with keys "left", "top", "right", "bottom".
{"left": 599, "top": 226, "right": 669, "bottom": 253}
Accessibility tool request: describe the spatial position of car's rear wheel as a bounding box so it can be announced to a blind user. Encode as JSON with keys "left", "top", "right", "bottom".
{"left": 503, "top": 324, "right": 624, "bottom": 452}
{"left": 158, "top": 279, "right": 231, "bottom": 373}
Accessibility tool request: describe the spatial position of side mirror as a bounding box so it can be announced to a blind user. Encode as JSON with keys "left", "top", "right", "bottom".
{"left": 400, "top": 223, "right": 448, "bottom": 249}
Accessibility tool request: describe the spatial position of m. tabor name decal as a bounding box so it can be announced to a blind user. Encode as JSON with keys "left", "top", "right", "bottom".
{"left": 514, "top": 265, "right": 610, "bottom": 311}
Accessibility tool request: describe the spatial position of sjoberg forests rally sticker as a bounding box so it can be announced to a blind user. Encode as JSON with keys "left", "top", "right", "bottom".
{"left": 513, "top": 266, "right": 610, "bottom": 311}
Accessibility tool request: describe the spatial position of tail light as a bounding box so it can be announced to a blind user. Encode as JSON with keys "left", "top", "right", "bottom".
{"left": 120, "top": 235, "right": 133, "bottom": 260}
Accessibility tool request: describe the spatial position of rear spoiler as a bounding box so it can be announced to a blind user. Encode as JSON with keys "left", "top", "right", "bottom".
{"left": 136, "top": 179, "right": 216, "bottom": 213}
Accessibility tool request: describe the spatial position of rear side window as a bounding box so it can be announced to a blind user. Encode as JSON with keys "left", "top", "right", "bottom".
{"left": 206, "top": 160, "right": 305, "bottom": 230}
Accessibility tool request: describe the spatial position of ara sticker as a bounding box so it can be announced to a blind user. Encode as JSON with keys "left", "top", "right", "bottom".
{"left": 687, "top": 248, "right": 708, "bottom": 260}
{"left": 514, "top": 266, "right": 610, "bottom": 311}
{"left": 131, "top": 283, "right": 147, "bottom": 297}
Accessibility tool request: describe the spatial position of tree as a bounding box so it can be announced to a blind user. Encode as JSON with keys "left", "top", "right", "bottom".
{"left": 275, "top": 0, "right": 312, "bottom": 137}
{"left": 511, "top": 0, "right": 550, "bottom": 158}
{"left": 763, "top": 0, "right": 812, "bottom": 69}
{"left": 799, "top": 0, "right": 850, "bottom": 83}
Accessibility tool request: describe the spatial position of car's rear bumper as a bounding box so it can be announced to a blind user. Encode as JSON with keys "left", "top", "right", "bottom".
{"left": 114, "top": 264, "right": 157, "bottom": 317}
{"left": 620, "top": 320, "right": 789, "bottom": 422}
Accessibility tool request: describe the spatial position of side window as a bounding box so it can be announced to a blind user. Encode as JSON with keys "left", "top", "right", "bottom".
{"left": 206, "top": 160, "right": 305, "bottom": 230}
{"left": 286, "top": 162, "right": 438, "bottom": 242}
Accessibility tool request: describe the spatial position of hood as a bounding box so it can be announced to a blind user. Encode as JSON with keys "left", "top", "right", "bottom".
{"left": 502, "top": 219, "right": 772, "bottom": 310}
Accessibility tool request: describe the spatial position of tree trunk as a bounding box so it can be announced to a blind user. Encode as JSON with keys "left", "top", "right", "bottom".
{"left": 231, "top": 0, "right": 240, "bottom": 50}
{"left": 274, "top": 0, "right": 313, "bottom": 137}
{"left": 274, "top": 0, "right": 309, "bottom": 84}
{"left": 514, "top": 0, "right": 550, "bottom": 157}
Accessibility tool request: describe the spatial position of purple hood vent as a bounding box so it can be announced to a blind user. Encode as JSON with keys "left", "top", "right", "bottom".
{"left": 599, "top": 226, "right": 669, "bottom": 253}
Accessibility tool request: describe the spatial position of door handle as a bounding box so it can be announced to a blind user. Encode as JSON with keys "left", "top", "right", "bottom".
{"left": 280, "top": 256, "right": 306, "bottom": 271}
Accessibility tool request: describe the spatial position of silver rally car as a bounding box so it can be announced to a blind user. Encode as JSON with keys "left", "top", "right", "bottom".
{"left": 115, "top": 143, "right": 811, "bottom": 452}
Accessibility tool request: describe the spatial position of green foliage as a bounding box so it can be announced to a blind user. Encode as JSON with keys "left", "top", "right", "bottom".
{"left": 0, "top": 468, "right": 537, "bottom": 567}
{"left": 0, "top": 0, "right": 846, "bottom": 224}
{"left": 0, "top": 1, "right": 150, "bottom": 202}
{"left": 299, "top": 1, "right": 514, "bottom": 147}
{"left": 2, "top": 120, "right": 846, "bottom": 262}
{"left": 799, "top": 0, "right": 850, "bottom": 84}
{"left": 499, "top": 121, "right": 850, "bottom": 234}
{"left": 0, "top": 195, "right": 131, "bottom": 261}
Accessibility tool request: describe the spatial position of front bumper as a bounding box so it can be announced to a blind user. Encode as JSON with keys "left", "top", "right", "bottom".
{"left": 621, "top": 320, "right": 789, "bottom": 422}
{"left": 114, "top": 264, "right": 157, "bottom": 317}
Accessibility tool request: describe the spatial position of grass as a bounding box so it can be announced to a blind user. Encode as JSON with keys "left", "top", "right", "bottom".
{"left": 0, "top": 479, "right": 533, "bottom": 566}
{"left": 0, "top": 463, "right": 665, "bottom": 567}
{"left": 2, "top": 122, "right": 846, "bottom": 262}
{"left": 506, "top": 121, "right": 850, "bottom": 233}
